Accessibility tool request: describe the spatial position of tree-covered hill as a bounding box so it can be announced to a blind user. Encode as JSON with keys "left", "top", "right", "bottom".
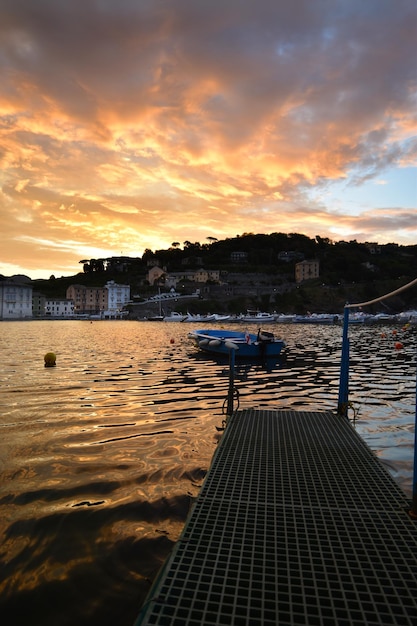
{"left": 29, "top": 233, "right": 417, "bottom": 314}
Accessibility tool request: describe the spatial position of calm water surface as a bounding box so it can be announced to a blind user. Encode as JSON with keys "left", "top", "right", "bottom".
{"left": 0, "top": 320, "right": 415, "bottom": 626}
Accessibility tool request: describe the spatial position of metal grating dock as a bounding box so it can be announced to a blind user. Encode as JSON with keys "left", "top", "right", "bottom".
{"left": 135, "top": 410, "right": 417, "bottom": 626}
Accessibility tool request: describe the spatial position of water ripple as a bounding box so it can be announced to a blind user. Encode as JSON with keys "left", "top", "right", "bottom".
{"left": 0, "top": 320, "right": 415, "bottom": 626}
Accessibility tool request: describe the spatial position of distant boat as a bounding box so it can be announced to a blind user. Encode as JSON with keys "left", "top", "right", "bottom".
{"left": 240, "top": 311, "right": 276, "bottom": 323}
{"left": 293, "top": 313, "right": 338, "bottom": 324}
{"left": 275, "top": 314, "right": 296, "bottom": 323}
{"left": 163, "top": 311, "right": 187, "bottom": 322}
{"left": 212, "top": 314, "right": 231, "bottom": 322}
{"left": 347, "top": 311, "right": 372, "bottom": 324}
{"left": 147, "top": 287, "right": 164, "bottom": 320}
{"left": 183, "top": 313, "right": 216, "bottom": 322}
{"left": 184, "top": 313, "right": 232, "bottom": 322}
{"left": 367, "top": 313, "right": 397, "bottom": 323}
{"left": 188, "top": 328, "right": 286, "bottom": 358}
{"left": 397, "top": 310, "right": 417, "bottom": 325}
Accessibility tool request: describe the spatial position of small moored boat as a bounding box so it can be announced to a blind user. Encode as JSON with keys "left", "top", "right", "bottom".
{"left": 293, "top": 313, "right": 338, "bottom": 324}
{"left": 211, "top": 313, "right": 231, "bottom": 322}
{"left": 239, "top": 310, "right": 276, "bottom": 323}
{"left": 188, "top": 328, "right": 285, "bottom": 358}
{"left": 163, "top": 311, "right": 187, "bottom": 322}
{"left": 183, "top": 312, "right": 216, "bottom": 322}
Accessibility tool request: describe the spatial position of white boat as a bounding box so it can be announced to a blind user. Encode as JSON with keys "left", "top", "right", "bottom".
{"left": 163, "top": 311, "right": 187, "bottom": 322}
{"left": 294, "top": 313, "right": 339, "bottom": 324}
{"left": 183, "top": 313, "right": 216, "bottom": 323}
{"left": 347, "top": 311, "right": 372, "bottom": 324}
{"left": 367, "top": 313, "right": 397, "bottom": 324}
{"left": 147, "top": 287, "right": 164, "bottom": 320}
{"left": 240, "top": 311, "right": 276, "bottom": 323}
{"left": 397, "top": 310, "right": 417, "bottom": 325}
{"left": 275, "top": 314, "right": 296, "bottom": 323}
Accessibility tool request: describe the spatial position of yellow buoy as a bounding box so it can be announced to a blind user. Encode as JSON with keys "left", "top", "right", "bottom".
{"left": 44, "top": 352, "right": 56, "bottom": 367}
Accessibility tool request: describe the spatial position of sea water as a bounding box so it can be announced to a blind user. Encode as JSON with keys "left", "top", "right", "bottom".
{"left": 0, "top": 320, "right": 415, "bottom": 626}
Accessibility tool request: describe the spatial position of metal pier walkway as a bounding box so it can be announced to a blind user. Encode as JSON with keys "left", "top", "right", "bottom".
{"left": 135, "top": 409, "right": 417, "bottom": 626}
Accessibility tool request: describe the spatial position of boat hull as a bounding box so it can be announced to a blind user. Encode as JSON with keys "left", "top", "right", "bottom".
{"left": 189, "top": 329, "right": 285, "bottom": 358}
{"left": 163, "top": 313, "right": 187, "bottom": 321}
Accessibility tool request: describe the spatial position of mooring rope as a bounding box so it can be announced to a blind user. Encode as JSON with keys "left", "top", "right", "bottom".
{"left": 345, "top": 276, "right": 417, "bottom": 309}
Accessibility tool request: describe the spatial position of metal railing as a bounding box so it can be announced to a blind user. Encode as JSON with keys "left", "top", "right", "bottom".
{"left": 336, "top": 276, "right": 417, "bottom": 517}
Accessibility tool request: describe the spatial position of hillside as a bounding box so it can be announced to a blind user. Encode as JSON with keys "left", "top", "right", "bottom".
{"left": 29, "top": 233, "right": 417, "bottom": 315}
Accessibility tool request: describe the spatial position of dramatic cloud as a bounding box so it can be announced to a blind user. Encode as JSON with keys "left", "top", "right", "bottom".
{"left": 0, "top": 0, "right": 416, "bottom": 277}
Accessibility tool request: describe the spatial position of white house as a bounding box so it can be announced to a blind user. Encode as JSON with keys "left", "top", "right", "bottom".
{"left": 105, "top": 280, "right": 130, "bottom": 315}
{"left": 44, "top": 299, "right": 75, "bottom": 317}
{"left": 0, "top": 280, "right": 33, "bottom": 319}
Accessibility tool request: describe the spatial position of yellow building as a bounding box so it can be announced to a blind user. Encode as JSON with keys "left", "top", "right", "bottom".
{"left": 295, "top": 259, "right": 320, "bottom": 283}
{"left": 147, "top": 266, "right": 166, "bottom": 285}
{"left": 66, "top": 284, "right": 108, "bottom": 315}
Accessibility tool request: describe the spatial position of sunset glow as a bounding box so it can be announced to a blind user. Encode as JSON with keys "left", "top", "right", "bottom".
{"left": 0, "top": 0, "right": 416, "bottom": 279}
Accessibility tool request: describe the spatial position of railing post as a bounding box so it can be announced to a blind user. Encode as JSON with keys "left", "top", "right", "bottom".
{"left": 226, "top": 347, "right": 236, "bottom": 416}
{"left": 337, "top": 306, "right": 350, "bottom": 417}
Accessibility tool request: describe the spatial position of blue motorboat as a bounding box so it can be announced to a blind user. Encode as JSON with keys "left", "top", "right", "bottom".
{"left": 188, "top": 328, "right": 285, "bottom": 358}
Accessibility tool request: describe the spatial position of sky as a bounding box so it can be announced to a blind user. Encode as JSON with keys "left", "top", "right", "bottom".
{"left": 0, "top": 0, "right": 416, "bottom": 279}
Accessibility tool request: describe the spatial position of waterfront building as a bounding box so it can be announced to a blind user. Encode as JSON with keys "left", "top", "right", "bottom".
{"left": 104, "top": 280, "right": 130, "bottom": 316}
{"left": 0, "top": 280, "right": 33, "bottom": 319}
{"left": 66, "top": 284, "right": 108, "bottom": 315}
{"left": 32, "top": 292, "right": 46, "bottom": 318}
{"left": 45, "top": 299, "right": 75, "bottom": 317}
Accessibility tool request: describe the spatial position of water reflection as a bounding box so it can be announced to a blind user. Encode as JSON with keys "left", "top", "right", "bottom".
{"left": 0, "top": 320, "right": 415, "bottom": 626}
{"left": 188, "top": 349, "right": 286, "bottom": 374}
